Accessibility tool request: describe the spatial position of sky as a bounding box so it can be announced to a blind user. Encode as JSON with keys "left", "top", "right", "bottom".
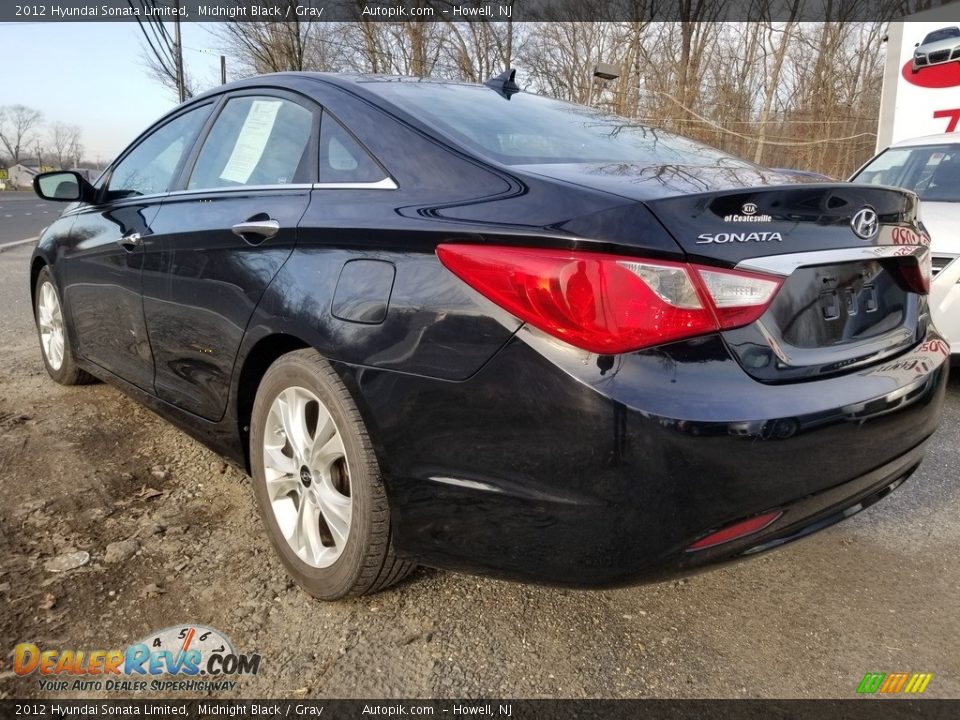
{"left": 0, "top": 22, "right": 225, "bottom": 163}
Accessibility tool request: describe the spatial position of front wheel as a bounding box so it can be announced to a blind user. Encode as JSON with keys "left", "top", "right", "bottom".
{"left": 250, "top": 349, "right": 415, "bottom": 599}
{"left": 34, "top": 266, "right": 94, "bottom": 386}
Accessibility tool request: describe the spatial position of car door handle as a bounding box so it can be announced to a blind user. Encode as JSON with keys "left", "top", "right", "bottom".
{"left": 232, "top": 219, "right": 280, "bottom": 241}
{"left": 117, "top": 232, "right": 141, "bottom": 250}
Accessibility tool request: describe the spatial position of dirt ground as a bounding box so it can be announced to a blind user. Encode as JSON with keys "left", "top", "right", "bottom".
{"left": 1, "top": 242, "right": 958, "bottom": 700}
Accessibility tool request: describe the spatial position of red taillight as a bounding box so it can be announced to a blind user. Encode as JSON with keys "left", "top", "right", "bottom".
{"left": 436, "top": 244, "right": 782, "bottom": 354}
{"left": 686, "top": 511, "right": 783, "bottom": 552}
{"left": 892, "top": 254, "right": 932, "bottom": 295}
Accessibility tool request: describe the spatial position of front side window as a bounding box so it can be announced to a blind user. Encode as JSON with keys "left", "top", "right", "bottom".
{"left": 852, "top": 145, "right": 960, "bottom": 202}
{"left": 188, "top": 96, "right": 314, "bottom": 190}
{"left": 107, "top": 104, "right": 211, "bottom": 199}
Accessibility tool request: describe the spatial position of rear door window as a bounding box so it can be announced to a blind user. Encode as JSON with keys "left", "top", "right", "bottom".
{"left": 188, "top": 95, "right": 315, "bottom": 189}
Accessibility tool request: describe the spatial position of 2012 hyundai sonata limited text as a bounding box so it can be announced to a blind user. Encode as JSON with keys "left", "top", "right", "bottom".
{"left": 30, "top": 72, "right": 948, "bottom": 599}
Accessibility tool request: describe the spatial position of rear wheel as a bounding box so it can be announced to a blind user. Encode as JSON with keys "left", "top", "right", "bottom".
{"left": 33, "top": 267, "right": 94, "bottom": 386}
{"left": 250, "top": 349, "right": 414, "bottom": 599}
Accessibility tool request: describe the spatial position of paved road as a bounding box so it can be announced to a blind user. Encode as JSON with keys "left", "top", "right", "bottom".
{"left": 0, "top": 191, "right": 62, "bottom": 245}
{"left": 0, "top": 238, "right": 957, "bottom": 700}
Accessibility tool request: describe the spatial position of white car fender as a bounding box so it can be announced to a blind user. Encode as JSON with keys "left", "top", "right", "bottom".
{"left": 931, "top": 256, "right": 960, "bottom": 311}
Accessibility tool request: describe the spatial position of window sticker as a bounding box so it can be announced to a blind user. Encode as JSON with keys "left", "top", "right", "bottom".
{"left": 219, "top": 100, "right": 282, "bottom": 184}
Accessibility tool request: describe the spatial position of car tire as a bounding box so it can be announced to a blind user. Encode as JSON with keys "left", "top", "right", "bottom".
{"left": 250, "top": 349, "right": 415, "bottom": 599}
{"left": 34, "top": 267, "right": 95, "bottom": 386}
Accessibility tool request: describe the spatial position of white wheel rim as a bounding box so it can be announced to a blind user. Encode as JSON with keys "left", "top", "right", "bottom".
{"left": 262, "top": 386, "right": 352, "bottom": 568}
{"left": 38, "top": 281, "right": 65, "bottom": 371}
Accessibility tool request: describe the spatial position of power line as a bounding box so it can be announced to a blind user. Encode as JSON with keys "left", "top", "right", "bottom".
{"left": 651, "top": 90, "right": 878, "bottom": 146}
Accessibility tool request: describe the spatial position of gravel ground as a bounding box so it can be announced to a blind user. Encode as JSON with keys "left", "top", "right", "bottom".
{"left": 0, "top": 242, "right": 958, "bottom": 700}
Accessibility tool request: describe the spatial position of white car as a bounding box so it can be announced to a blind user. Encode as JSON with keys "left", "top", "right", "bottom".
{"left": 912, "top": 26, "right": 960, "bottom": 73}
{"left": 850, "top": 133, "right": 960, "bottom": 361}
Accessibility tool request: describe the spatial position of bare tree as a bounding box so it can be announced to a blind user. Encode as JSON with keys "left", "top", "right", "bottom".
{"left": 209, "top": 12, "right": 901, "bottom": 179}
{"left": 218, "top": 1, "right": 322, "bottom": 74}
{"left": 436, "top": 21, "right": 515, "bottom": 82}
{"left": 49, "top": 122, "right": 82, "bottom": 169}
{"left": 0, "top": 105, "right": 43, "bottom": 166}
{"left": 34, "top": 140, "right": 47, "bottom": 170}
{"left": 753, "top": 4, "right": 802, "bottom": 164}
{"left": 68, "top": 133, "right": 85, "bottom": 169}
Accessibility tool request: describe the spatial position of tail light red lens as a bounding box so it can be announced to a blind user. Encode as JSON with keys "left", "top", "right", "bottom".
{"left": 436, "top": 244, "right": 783, "bottom": 354}
{"left": 891, "top": 253, "right": 932, "bottom": 295}
{"left": 686, "top": 511, "right": 783, "bottom": 552}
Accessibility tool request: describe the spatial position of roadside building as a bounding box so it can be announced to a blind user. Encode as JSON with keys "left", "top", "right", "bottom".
{"left": 7, "top": 163, "right": 39, "bottom": 190}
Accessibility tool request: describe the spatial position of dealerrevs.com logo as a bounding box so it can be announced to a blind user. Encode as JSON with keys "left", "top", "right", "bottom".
{"left": 856, "top": 672, "right": 933, "bottom": 695}
{"left": 11, "top": 625, "right": 261, "bottom": 693}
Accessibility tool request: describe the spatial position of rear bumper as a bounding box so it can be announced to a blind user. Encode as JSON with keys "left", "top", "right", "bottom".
{"left": 338, "top": 325, "right": 949, "bottom": 587}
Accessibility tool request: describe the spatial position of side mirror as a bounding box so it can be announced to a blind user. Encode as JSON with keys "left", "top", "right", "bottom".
{"left": 915, "top": 42, "right": 920, "bottom": 47}
{"left": 33, "top": 171, "right": 94, "bottom": 203}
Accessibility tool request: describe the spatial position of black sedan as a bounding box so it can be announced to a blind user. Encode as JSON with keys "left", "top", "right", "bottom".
{"left": 30, "top": 72, "right": 948, "bottom": 599}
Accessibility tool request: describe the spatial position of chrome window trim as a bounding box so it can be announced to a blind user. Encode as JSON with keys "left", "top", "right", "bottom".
{"left": 62, "top": 192, "right": 170, "bottom": 215}
{"left": 61, "top": 178, "right": 398, "bottom": 215}
{"left": 737, "top": 245, "right": 929, "bottom": 276}
{"left": 312, "top": 178, "right": 398, "bottom": 190}
{"left": 168, "top": 184, "right": 315, "bottom": 197}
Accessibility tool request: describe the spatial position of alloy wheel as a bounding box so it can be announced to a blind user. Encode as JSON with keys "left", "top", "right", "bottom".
{"left": 37, "top": 281, "right": 65, "bottom": 371}
{"left": 262, "top": 386, "right": 352, "bottom": 568}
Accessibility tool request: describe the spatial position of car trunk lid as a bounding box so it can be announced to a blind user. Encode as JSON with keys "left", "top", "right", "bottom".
{"left": 642, "top": 184, "right": 932, "bottom": 381}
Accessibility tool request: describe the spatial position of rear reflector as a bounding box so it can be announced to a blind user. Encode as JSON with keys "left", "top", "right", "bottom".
{"left": 436, "top": 244, "right": 783, "bottom": 354}
{"left": 686, "top": 511, "right": 783, "bottom": 552}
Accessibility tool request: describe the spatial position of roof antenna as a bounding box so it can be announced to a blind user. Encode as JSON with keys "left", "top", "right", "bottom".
{"left": 485, "top": 68, "right": 521, "bottom": 99}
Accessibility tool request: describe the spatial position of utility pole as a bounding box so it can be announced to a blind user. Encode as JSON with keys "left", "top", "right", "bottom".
{"left": 174, "top": 0, "right": 185, "bottom": 102}
{"left": 220, "top": 55, "right": 226, "bottom": 85}
{"left": 505, "top": 0, "right": 514, "bottom": 67}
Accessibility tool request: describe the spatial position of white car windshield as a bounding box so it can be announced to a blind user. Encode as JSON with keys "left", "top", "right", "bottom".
{"left": 851, "top": 145, "right": 960, "bottom": 202}
{"left": 923, "top": 27, "right": 960, "bottom": 44}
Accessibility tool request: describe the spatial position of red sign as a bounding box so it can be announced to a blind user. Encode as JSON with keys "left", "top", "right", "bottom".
{"left": 902, "top": 59, "right": 960, "bottom": 89}
{"left": 933, "top": 108, "right": 960, "bottom": 132}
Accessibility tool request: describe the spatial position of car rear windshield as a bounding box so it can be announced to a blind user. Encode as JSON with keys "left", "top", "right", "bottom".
{"left": 366, "top": 81, "right": 755, "bottom": 168}
{"left": 851, "top": 145, "right": 960, "bottom": 202}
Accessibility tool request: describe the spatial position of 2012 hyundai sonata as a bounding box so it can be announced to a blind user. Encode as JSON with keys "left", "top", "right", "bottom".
{"left": 30, "top": 72, "right": 948, "bottom": 599}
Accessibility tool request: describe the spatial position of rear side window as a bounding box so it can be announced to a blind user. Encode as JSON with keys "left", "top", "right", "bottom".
{"left": 107, "top": 105, "right": 210, "bottom": 198}
{"left": 318, "top": 114, "right": 389, "bottom": 184}
{"left": 188, "top": 96, "right": 314, "bottom": 189}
